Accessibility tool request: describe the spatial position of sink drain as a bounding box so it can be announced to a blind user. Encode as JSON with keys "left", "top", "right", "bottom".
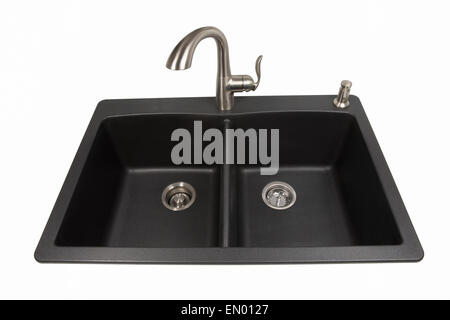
{"left": 262, "top": 181, "right": 296, "bottom": 210}
{"left": 162, "top": 182, "right": 196, "bottom": 211}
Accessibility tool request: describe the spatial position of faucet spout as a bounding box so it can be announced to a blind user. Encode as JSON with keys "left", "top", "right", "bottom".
{"left": 166, "top": 27, "right": 230, "bottom": 73}
{"left": 166, "top": 26, "right": 261, "bottom": 111}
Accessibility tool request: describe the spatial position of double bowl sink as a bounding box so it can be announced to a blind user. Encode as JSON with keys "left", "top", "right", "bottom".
{"left": 35, "top": 95, "right": 423, "bottom": 263}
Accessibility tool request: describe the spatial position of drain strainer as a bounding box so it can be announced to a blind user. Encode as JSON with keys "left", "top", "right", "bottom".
{"left": 162, "top": 182, "right": 196, "bottom": 211}
{"left": 262, "top": 181, "right": 296, "bottom": 210}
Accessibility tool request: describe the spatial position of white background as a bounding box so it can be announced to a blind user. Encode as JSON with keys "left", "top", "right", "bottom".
{"left": 1, "top": 0, "right": 449, "bottom": 299}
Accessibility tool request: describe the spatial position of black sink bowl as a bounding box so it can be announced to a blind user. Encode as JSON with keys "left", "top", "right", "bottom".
{"left": 35, "top": 95, "right": 423, "bottom": 263}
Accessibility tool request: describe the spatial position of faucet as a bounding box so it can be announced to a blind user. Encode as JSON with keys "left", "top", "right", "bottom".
{"left": 166, "top": 26, "right": 262, "bottom": 111}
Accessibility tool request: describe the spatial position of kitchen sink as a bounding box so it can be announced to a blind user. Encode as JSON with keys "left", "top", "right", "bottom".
{"left": 35, "top": 95, "right": 423, "bottom": 263}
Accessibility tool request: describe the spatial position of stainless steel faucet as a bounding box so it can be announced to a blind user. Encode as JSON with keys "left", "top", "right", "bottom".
{"left": 166, "top": 26, "right": 262, "bottom": 111}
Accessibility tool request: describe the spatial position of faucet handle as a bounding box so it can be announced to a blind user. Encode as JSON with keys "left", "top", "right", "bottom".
{"left": 228, "top": 55, "right": 263, "bottom": 92}
{"left": 254, "top": 55, "right": 263, "bottom": 89}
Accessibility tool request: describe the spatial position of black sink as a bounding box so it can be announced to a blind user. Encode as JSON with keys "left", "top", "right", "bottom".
{"left": 35, "top": 95, "right": 423, "bottom": 263}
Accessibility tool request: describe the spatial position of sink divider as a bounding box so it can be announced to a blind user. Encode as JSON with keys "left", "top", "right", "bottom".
{"left": 219, "top": 119, "right": 233, "bottom": 247}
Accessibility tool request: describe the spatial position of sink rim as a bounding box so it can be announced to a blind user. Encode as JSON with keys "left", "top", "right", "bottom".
{"left": 35, "top": 95, "right": 424, "bottom": 263}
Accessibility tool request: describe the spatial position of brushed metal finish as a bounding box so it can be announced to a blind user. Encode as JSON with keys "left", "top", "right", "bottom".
{"left": 333, "top": 80, "right": 352, "bottom": 109}
{"left": 262, "top": 181, "right": 297, "bottom": 210}
{"left": 161, "top": 182, "right": 196, "bottom": 211}
{"left": 166, "top": 26, "right": 262, "bottom": 111}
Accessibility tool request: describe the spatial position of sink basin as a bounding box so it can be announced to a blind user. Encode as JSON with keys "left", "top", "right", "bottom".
{"left": 55, "top": 115, "right": 222, "bottom": 248}
{"left": 35, "top": 95, "right": 423, "bottom": 263}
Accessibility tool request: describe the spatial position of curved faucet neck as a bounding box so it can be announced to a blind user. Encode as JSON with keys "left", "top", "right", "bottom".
{"left": 166, "top": 27, "right": 261, "bottom": 111}
{"left": 166, "top": 27, "right": 231, "bottom": 75}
